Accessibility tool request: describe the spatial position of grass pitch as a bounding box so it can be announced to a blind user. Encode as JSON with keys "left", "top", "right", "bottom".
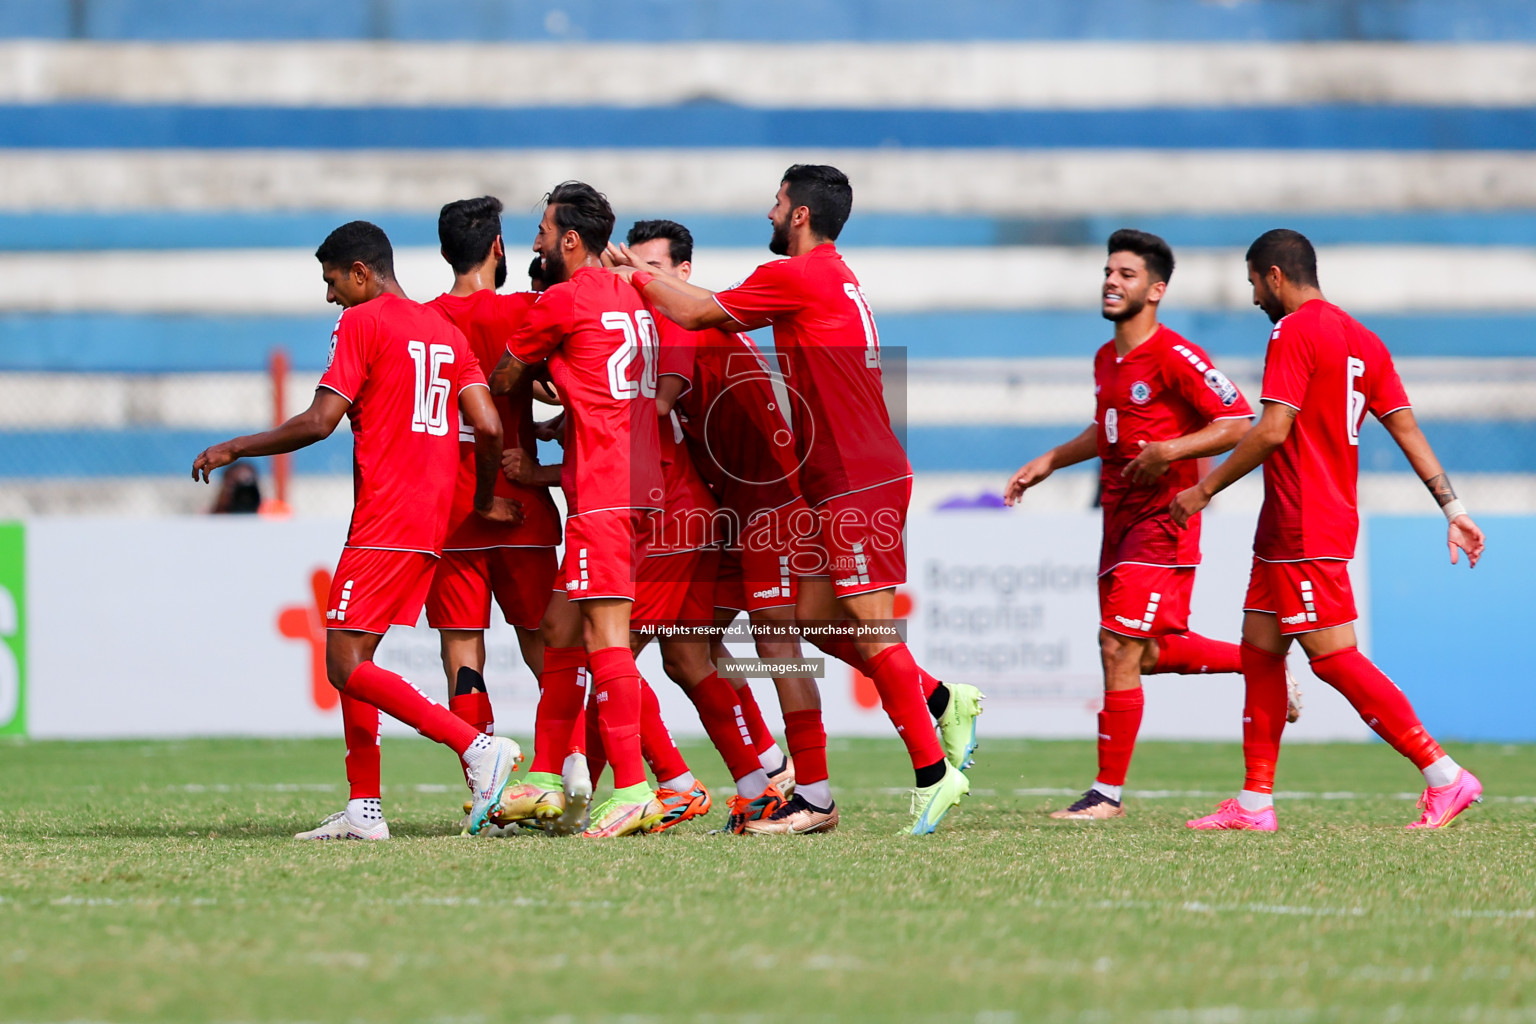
{"left": 1, "top": 735, "right": 1534, "bottom": 1024}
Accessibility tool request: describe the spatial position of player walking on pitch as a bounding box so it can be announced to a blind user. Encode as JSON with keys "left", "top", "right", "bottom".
{"left": 1006, "top": 229, "right": 1284, "bottom": 821}
{"left": 191, "top": 222, "right": 522, "bottom": 839}
{"left": 608, "top": 165, "right": 981, "bottom": 834}
{"left": 1174, "top": 229, "right": 1486, "bottom": 831}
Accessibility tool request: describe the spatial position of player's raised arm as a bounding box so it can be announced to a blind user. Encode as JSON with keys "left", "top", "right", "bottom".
{"left": 192, "top": 388, "right": 350, "bottom": 482}
{"left": 1378, "top": 408, "right": 1485, "bottom": 567}
{"left": 1004, "top": 425, "right": 1096, "bottom": 505}
{"left": 1169, "top": 401, "right": 1297, "bottom": 527}
{"left": 605, "top": 242, "right": 755, "bottom": 332}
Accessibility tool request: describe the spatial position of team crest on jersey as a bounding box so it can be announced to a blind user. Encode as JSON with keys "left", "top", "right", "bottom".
{"left": 1129, "top": 381, "right": 1152, "bottom": 404}
{"left": 326, "top": 333, "right": 338, "bottom": 369}
{"left": 1204, "top": 368, "right": 1240, "bottom": 406}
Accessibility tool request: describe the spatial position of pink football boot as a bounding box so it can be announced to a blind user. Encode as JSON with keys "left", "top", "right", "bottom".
{"left": 1407, "top": 769, "right": 1483, "bottom": 830}
{"left": 1185, "top": 798, "right": 1278, "bottom": 831}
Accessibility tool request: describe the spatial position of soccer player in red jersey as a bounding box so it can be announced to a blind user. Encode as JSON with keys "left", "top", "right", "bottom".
{"left": 1006, "top": 229, "right": 1266, "bottom": 821}
{"left": 607, "top": 166, "right": 980, "bottom": 835}
{"left": 192, "top": 221, "right": 522, "bottom": 839}
{"left": 1173, "top": 229, "right": 1487, "bottom": 831}
{"left": 489, "top": 182, "right": 668, "bottom": 839}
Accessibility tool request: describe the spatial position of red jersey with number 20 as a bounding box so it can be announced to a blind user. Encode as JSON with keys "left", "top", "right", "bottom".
{"left": 1095, "top": 326, "right": 1253, "bottom": 574}
{"left": 713, "top": 244, "right": 909, "bottom": 507}
{"left": 1254, "top": 299, "right": 1410, "bottom": 562}
{"left": 318, "top": 292, "right": 486, "bottom": 554}
{"left": 507, "top": 266, "right": 663, "bottom": 517}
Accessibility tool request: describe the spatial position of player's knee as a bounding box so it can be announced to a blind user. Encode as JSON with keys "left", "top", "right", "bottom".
{"left": 1098, "top": 629, "right": 1140, "bottom": 667}
{"left": 324, "top": 649, "right": 361, "bottom": 692}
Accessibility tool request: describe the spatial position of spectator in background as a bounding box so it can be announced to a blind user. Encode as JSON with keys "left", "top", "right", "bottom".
{"left": 211, "top": 461, "right": 261, "bottom": 513}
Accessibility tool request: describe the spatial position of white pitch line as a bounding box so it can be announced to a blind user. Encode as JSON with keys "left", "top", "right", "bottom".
{"left": 1014, "top": 786, "right": 1536, "bottom": 804}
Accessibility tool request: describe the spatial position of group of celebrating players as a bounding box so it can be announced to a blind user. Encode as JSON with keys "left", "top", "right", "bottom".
{"left": 192, "top": 161, "right": 1489, "bottom": 840}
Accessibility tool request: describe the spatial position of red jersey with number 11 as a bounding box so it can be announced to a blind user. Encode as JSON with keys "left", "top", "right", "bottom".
{"left": 1254, "top": 299, "right": 1410, "bottom": 562}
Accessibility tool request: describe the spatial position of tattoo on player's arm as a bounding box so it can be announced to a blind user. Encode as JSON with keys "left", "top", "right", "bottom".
{"left": 1423, "top": 473, "right": 1458, "bottom": 508}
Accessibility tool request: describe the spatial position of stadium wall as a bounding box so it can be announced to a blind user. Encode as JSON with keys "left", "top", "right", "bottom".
{"left": 1, "top": 511, "right": 1516, "bottom": 745}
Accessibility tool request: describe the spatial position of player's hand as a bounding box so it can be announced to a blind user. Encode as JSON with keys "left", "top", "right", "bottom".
{"left": 1448, "top": 514, "right": 1485, "bottom": 568}
{"left": 501, "top": 449, "right": 536, "bottom": 485}
{"left": 1122, "top": 440, "right": 1171, "bottom": 485}
{"left": 476, "top": 496, "right": 524, "bottom": 525}
{"left": 1003, "top": 454, "right": 1054, "bottom": 506}
{"left": 535, "top": 412, "right": 565, "bottom": 442}
{"left": 603, "top": 242, "right": 639, "bottom": 269}
{"left": 191, "top": 441, "right": 238, "bottom": 483}
{"left": 1168, "top": 484, "right": 1210, "bottom": 529}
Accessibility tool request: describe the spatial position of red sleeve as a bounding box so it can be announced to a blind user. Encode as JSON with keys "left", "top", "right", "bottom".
{"left": 1259, "top": 317, "right": 1314, "bottom": 410}
{"left": 713, "top": 259, "right": 803, "bottom": 324}
{"left": 1162, "top": 340, "right": 1253, "bottom": 421}
{"left": 453, "top": 327, "right": 488, "bottom": 391}
{"left": 317, "top": 310, "right": 368, "bottom": 403}
{"left": 507, "top": 286, "right": 574, "bottom": 364}
{"left": 655, "top": 316, "right": 698, "bottom": 385}
{"left": 1368, "top": 341, "right": 1411, "bottom": 419}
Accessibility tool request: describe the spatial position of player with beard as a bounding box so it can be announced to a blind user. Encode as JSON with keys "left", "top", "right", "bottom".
{"left": 1005, "top": 229, "right": 1276, "bottom": 821}
{"left": 607, "top": 165, "right": 980, "bottom": 835}
{"left": 1174, "top": 229, "right": 1485, "bottom": 831}
{"left": 490, "top": 181, "right": 668, "bottom": 839}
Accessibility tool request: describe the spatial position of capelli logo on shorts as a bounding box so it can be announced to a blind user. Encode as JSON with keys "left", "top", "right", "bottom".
{"left": 1281, "top": 612, "right": 1308, "bottom": 625}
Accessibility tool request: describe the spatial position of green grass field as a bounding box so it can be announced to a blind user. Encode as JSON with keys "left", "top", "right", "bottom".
{"left": 2, "top": 735, "right": 1533, "bottom": 1023}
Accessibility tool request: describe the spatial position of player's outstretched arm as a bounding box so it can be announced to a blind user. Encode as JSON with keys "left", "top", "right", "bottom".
{"left": 488, "top": 351, "right": 535, "bottom": 396}
{"left": 1004, "top": 425, "right": 1096, "bottom": 506}
{"left": 1170, "top": 401, "right": 1297, "bottom": 527}
{"left": 1379, "top": 408, "right": 1485, "bottom": 567}
{"left": 1122, "top": 417, "right": 1249, "bottom": 485}
{"left": 604, "top": 242, "right": 757, "bottom": 332}
{"left": 460, "top": 384, "right": 521, "bottom": 525}
{"left": 191, "top": 388, "right": 349, "bottom": 482}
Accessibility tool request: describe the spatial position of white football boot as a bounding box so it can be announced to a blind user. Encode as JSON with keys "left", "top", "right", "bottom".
{"left": 465, "top": 736, "right": 522, "bottom": 835}
{"left": 550, "top": 751, "right": 593, "bottom": 836}
{"left": 295, "top": 810, "right": 389, "bottom": 841}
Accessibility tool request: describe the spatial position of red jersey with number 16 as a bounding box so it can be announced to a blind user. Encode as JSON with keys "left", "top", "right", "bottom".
{"left": 1094, "top": 326, "right": 1253, "bottom": 574}
{"left": 317, "top": 292, "right": 486, "bottom": 555}
{"left": 1254, "top": 299, "right": 1411, "bottom": 562}
{"left": 507, "top": 266, "right": 663, "bottom": 517}
{"left": 713, "top": 244, "right": 909, "bottom": 507}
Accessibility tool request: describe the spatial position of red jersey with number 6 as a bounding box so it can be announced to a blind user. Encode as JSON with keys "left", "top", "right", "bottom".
{"left": 1094, "top": 326, "right": 1252, "bottom": 574}
{"left": 507, "top": 266, "right": 663, "bottom": 517}
{"left": 713, "top": 243, "right": 909, "bottom": 507}
{"left": 428, "top": 289, "right": 562, "bottom": 550}
{"left": 1254, "top": 299, "right": 1410, "bottom": 562}
{"left": 317, "top": 292, "right": 487, "bottom": 554}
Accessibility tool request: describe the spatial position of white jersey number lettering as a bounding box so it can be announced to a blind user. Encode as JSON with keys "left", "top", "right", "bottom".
{"left": 407, "top": 340, "right": 454, "bottom": 436}
{"left": 843, "top": 283, "right": 881, "bottom": 369}
{"left": 603, "top": 311, "right": 659, "bottom": 400}
{"left": 1104, "top": 407, "right": 1119, "bottom": 445}
{"left": 1346, "top": 356, "right": 1367, "bottom": 446}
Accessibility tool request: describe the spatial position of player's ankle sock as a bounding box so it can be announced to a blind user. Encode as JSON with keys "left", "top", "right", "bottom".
{"left": 1151, "top": 632, "right": 1243, "bottom": 675}
{"left": 864, "top": 644, "right": 948, "bottom": 769}
{"left": 340, "top": 694, "right": 381, "bottom": 800}
{"left": 1238, "top": 789, "right": 1274, "bottom": 812}
{"left": 688, "top": 672, "right": 764, "bottom": 783}
{"left": 659, "top": 772, "right": 696, "bottom": 792}
{"left": 1240, "top": 642, "right": 1289, "bottom": 794}
{"left": 346, "top": 797, "right": 383, "bottom": 824}
{"left": 731, "top": 681, "right": 778, "bottom": 756}
{"left": 523, "top": 770, "right": 561, "bottom": 790}
{"left": 448, "top": 690, "right": 494, "bottom": 734}
{"left": 582, "top": 693, "right": 607, "bottom": 787}
{"left": 782, "top": 708, "right": 828, "bottom": 788}
{"left": 638, "top": 677, "right": 690, "bottom": 784}
{"left": 1095, "top": 686, "right": 1144, "bottom": 787}
{"left": 589, "top": 647, "right": 646, "bottom": 790}
{"left": 914, "top": 758, "right": 948, "bottom": 788}
{"left": 1307, "top": 647, "right": 1445, "bottom": 769}
{"left": 797, "top": 780, "right": 833, "bottom": 809}
{"left": 761, "top": 746, "right": 787, "bottom": 772}
{"left": 613, "top": 782, "right": 654, "bottom": 804}
{"left": 1422, "top": 754, "right": 1462, "bottom": 789}
{"left": 344, "top": 661, "right": 478, "bottom": 755}
{"left": 453, "top": 666, "right": 487, "bottom": 696}
{"left": 734, "top": 769, "right": 773, "bottom": 799}
{"left": 1090, "top": 781, "right": 1123, "bottom": 803}
{"left": 925, "top": 679, "right": 951, "bottom": 720}
{"left": 530, "top": 646, "right": 588, "bottom": 774}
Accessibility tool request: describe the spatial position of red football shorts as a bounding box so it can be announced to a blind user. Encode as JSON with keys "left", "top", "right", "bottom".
{"left": 426, "top": 546, "right": 559, "bottom": 631}
{"left": 633, "top": 547, "right": 721, "bottom": 631}
{"left": 326, "top": 546, "right": 437, "bottom": 634}
{"left": 1098, "top": 563, "right": 1194, "bottom": 638}
{"left": 800, "top": 477, "right": 910, "bottom": 598}
{"left": 716, "top": 498, "right": 808, "bottom": 611}
{"left": 1243, "top": 557, "right": 1357, "bottom": 635}
{"left": 561, "top": 508, "right": 654, "bottom": 602}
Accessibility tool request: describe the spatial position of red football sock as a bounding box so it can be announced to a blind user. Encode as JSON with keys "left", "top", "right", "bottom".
{"left": 863, "top": 644, "right": 946, "bottom": 769}
{"left": 732, "top": 681, "right": 777, "bottom": 755}
{"left": 783, "top": 708, "right": 829, "bottom": 786}
{"left": 448, "top": 691, "right": 494, "bottom": 734}
{"left": 689, "top": 672, "right": 761, "bottom": 782}
{"left": 530, "top": 645, "right": 587, "bottom": 774}
{"left": 589, "top": 646, "right": 646, "bottom": 790}
{"left": 568, "top": 700, "right": 587, "bottom": 757}
{"left": 344, "top": 661, "right": 478, "bottom": 756}
{"left": 916, "top": 666, "right": 942, "bottom": 700}
{"left": 640, "top": 677, "right": 690, "bottom": 784}
{"left": 1152, "top": 632, "right": 1243, "bottom": 675}
{"left": 1095, "top": 686, "right": 1144, "bottom": 787}
{"left": 340, "top": 694, "right": 380, "bottom": 800}
{"left": 582, "top": 692, "right": 606, "bottom": 787}
{"left": 1240, "top": 642, "right": 1289, "bottom": 794}
{"left": 1309, "top": 646, "right": 1445, "bottom": 769}
{"left": 815, "top": 636, "right": 871, "bottom": 675}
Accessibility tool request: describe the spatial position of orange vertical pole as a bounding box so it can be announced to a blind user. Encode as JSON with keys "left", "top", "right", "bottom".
{"left": 260, "top": 348, "right": 294, "bottom": 518}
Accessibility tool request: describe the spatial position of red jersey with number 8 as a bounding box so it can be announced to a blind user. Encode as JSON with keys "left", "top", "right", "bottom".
{"left": 713, "top": 243, "right": 909, "bottom": 507}
{"left": 1254, "top": 299, "right": 1411, "bottom": 561}
{"left": 507, "top": 266, "right": 663, "bottom": 517}
{"left": 317, "top": 292, "right": 486, "bottom": 554}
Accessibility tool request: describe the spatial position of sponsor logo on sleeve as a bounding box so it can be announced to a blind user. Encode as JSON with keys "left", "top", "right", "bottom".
{"left": 1204, "top": 368, "right": 1240, "bottom": 407}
